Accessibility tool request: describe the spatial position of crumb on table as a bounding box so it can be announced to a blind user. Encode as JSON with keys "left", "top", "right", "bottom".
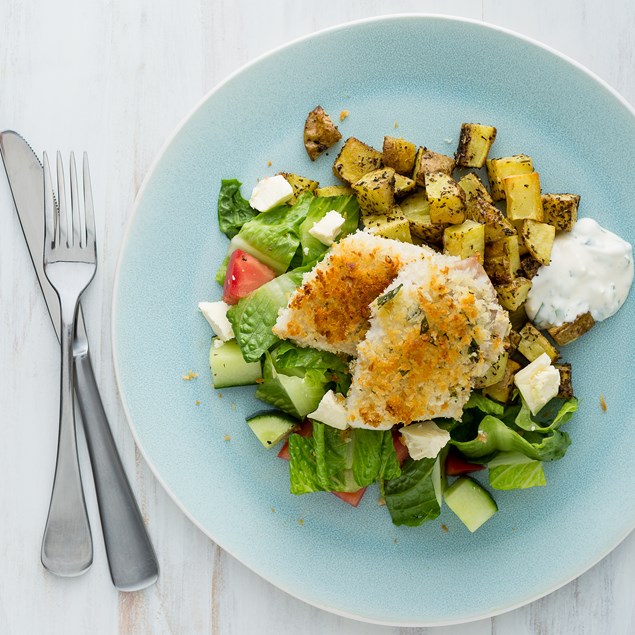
{"left": 195, "top": 400, "right": 201, "bottom": 406}
{"left": 267, "top": 160, "right": 272, "bottom": 166}
{"left": 393, "top": 120, "right": 398, "bottom": 129}
{"left": 600, "top": 395, "right": 607, "bottom": 412}
{"left": 223, "top": 435, "right": 231, "bottom": 442}
{"left": 339, "top": 109, "right": 349, "bottom": 122}
{"left": 182, "top": 370, "right": 198, "bottom": 381}
{"left": 298, "top": 518, "right": 305, "bottom": 526}
{"left": 441, "top": 524, "right": 449, "bottom": 533}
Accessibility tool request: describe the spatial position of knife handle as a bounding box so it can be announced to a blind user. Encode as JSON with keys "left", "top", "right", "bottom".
{"left": 74, "top": 353, "right": 159, "bottom": 591}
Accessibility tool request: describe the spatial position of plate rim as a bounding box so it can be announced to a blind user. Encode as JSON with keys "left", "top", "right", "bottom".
{"left": 112, "top": 13, "right": 635, "bottom": 627}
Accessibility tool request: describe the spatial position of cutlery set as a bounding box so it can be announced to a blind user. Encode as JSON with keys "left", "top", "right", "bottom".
{"left": 0, "top": 131, "right": 158, "bottom": 591}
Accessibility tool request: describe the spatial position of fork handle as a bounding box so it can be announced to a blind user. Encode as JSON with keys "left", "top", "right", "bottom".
{"left": 74, "top": 353, "right": 159, "bottom": 591}
{"left": 41, "top": 303, "right": 93, "bottom": 576}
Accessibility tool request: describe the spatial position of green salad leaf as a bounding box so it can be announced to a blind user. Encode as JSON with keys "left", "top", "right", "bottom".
{"left": 217, "top": 179, "right": 258, "bottom": 239}
{"left": 227, "top": 270, "right": 303, "bottom": 362}
{"left": 299, "top": 195, "right": 360, "bottom": 267}
{"left": 452, "top": 415, "right": 571, "bottom": 462}
{"left": 514, "top": 397, "right": 578, "bottom": 433}
{"left": 488, "top": 452, "right": 546, "bottom": 490}
{"left": 233, "top": 192, "right": 313, "bottom": 274}
{"left": 383, "top": 457, "right": 441, "bottom": 527}
{"left": 464, "top": 392, "right": 506, "bottom": 416}
{"left": 288, "top": 423, "right": 400, "bottom": 494}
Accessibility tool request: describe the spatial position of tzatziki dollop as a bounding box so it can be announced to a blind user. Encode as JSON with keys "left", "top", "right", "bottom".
{"left": 525, "top": 217, "right": 634, "bottom": 329}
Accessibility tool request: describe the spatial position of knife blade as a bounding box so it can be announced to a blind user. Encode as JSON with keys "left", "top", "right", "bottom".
{"left": 1, "top": 130, "right": 159, "bottom": 591}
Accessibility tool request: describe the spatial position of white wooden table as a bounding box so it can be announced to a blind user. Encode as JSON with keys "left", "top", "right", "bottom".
{"left": 1, "top": 1, "right": 634, "bottom": 633}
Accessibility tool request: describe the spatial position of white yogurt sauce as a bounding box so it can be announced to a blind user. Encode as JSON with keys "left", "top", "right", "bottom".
{"left": 526, "top": 217, "right": 634, "bottom": 328}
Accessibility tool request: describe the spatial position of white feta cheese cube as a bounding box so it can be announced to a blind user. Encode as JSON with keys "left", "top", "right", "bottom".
{"left": 249, "top": 175, "right": 294, "bottom": 212}
{"left": 307, "top": 390, "right": 349, "bottom": 430}
{"left": 514, "top": 352, "right": 560, "bottom": 415}
{"left": 308, "top": 210, "right": 346, "bottom": 246}
{"left": 198, "top": 301, "right": 235, "bottom": 341}
{"left": 400, "top": 421, "right": 450, "bottom": 460}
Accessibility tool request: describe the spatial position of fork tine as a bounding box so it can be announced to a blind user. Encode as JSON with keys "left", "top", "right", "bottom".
{"left": 43, "top": 152, "right": 57, "bottom": 252}
{"left": 82, "top": 153, "right": 95, "bottom": 250}
{"left": 56, "top": 151, "right": 69, "bottom": 247}
{"left": 69, "top": 152, "right": 82, "bottom": 248}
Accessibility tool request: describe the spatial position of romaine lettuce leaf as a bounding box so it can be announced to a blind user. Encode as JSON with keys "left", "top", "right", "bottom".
{"left": 217, "top": 179, "right": 258, "bottom": 239}
{"left": 488, "top": 452, "right": 546, "bottom": 490}
{"left": 299, "top": 195, "right": 360, "bottom": 267}
{"left": 234, "top": 192, "right": 313, "bottom": 274}
{"left": 227, "top": 270, "right": 303, "bottom": 362}
{"left": 383, "top": 457, "right": 441, "bottom": 527}
{"left": 288, "top": 423, "right": 400, "bottom": 494}
{"left": 464, "top": 391, "right": 505, "bottom": 416}
{"left": 514, "top": 397, "right": 578, "bottom": 433}
{"left": 452, "top": 415, "right": 571, "bottom": 462}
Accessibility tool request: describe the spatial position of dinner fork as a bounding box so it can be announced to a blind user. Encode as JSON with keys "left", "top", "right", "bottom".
{"left": 41, "top": 151, "right": 95, "bottom": 576}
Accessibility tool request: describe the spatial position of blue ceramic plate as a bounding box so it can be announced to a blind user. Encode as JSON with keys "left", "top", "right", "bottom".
{"left": 113, "top": 15, "right": 635, "bottom": 626}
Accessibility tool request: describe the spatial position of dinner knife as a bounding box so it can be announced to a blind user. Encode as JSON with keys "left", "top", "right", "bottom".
{"left": 0, "top": 130, "right": 159, "bottom": 591}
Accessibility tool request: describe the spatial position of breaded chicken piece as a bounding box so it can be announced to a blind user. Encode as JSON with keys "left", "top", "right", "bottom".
{"left": 347, "top": 255, "right": 510, "bottom": 429}
{"left": 273, "top": 232, "right": 431, "bottom": 355}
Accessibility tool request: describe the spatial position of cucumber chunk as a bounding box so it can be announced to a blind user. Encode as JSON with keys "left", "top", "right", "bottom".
{"left": 209, "top": 339, "right": 262, "bottom": 388}
{"left": 246, "top": 410, "right": 298, "bottom": 448}
{"left": 444, "top": 476, "right": 498, "bottom": 532}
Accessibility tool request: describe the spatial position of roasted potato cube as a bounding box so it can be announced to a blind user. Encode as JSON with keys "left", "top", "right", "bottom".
{"left": 455, "top": 123, "right": 497, "bottom": 168}
{"left": 474, "top": 351, "right": 509, "bottom": 389}
{"left": 486, "top": 154, "right": 534, "bottom": 201}
{"left": 542, "top": 193, "right": 579, "bottom": 232}
{"left": 508, "top": 305, "right": 528, "bottom": 332}
{"left": 333, "top": 137, "right": 383, "bottom": 184}
{"left": 547, "top": 312, "right": 595, "bottom": 345}
{"left": 443, "top": 219, "right": 485, "bottom": 260}
{"left": 483, "top": 359, "right": 523, "bottom": 403}
{"left": 484, "top": 235, "right": 521, "bottom": 284}
{"left": 304, "top": 106, "right": 342, "bottom": 160}
{"left": 362, "top": 210, "right": 412, "bottom": 242}
{"left": 496, "top": 277, "right": 532, "bottom": 311}
{"left": 517, "top": 323, "right": 559, "bottom": 363}
{"left": 352, "top": 168, "right": 396, "bottom": 214}
{"left": 458, "top": 173, "right": 494, "bottom": 204}
{"left": 412, "top": 147, "right": 455, "bottom": 185}
{"left": 521, "top": 254, "right": 542, "bottom": 279}
{"left": 394, "top": 174, "right": 416, "bottom": 198}
{"left": 521, "top": 219, "right": 555, "bottom": 265}
{"left": 507, "top": 329, "right": 522, "bottom": 353}
{"left": 425, "top": 172, "right": 466, "bottom": 224}
{"left": 504, "top": 172, "right": 544, "bottom": 221}
{"left": 399, "top": 193, "right": 446, "bottom": 245}
{"left": 465, "top": 197, "right": 516, "bottom": 243}
{"left": 278, "top": 172, "right": 319, "bottom": 204}
{"left": 555, "top": 363, "right": 574, "bottom": 399}
{"left": 315, "top": 185, "right": 354, "bottom": 197}
{"left": 383, "top": 136, "right": 417, "bottom": 175}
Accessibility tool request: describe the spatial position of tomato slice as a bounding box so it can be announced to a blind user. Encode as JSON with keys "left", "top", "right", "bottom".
{"left": 332, "top": 488, "right": 366, "bottom": 507}
{"left": 445, "top": 449, "right": 485, "bottom": 476}
{"left": 392, "top": 429, "right": 410, "bottom": 465}
{"left": 222, "top": 249, "right": 276, "bottom": 305}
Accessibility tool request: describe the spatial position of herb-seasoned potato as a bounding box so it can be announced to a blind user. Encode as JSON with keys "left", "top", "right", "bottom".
{"left": 443, "top": 219, "right": 485, "bottom": 260}
{"left": 521, "top": 254, "right": 542, "bottom": 279}
{"left": 555, "top": 363, "right": 574, "bottom": 399}
{"left": 333, "top": 137, "right": 383, "bottom": 184}
{"left": 548, "top": 312, "right": 595, "bottom": 345}
{"left": 315, "top": 185, "right": 354, "bottom": 197}
{"left": 304, "top": 106, "right": 342, "bottom": 160}
{"left": 278, "top": 172, "right": 319, "bottom": 204}
{"left": 412, "top": 147, "right": 455, "bottom": 185}
{"left": 383, "top": 136, "right": 417, "bottom": 175}
{"left": 483, "top": 359, "right": 522, "bottom": 403}
{"left": 465, "top": 197, "right": 516, "bottom": 243}
{"left": 504, "top": 172, "right": 544, "bottom": 222}
{"left": 399, "top": 192, "right": 446, "bottom": 245}
{"left": 362, "top": 210, "right": 412, "bottom": 242}
{"left": 495, "top": 277, "right": 532, "bottom": 311}
{"left": 455, "top": 123, "right": 497, "bottom": 168}
{"left": 508, "top": 329, "right": 522, "bottom": 353}
{"left": 486, "top": 154, "right": 534, "bottom": 201}
{"left": 521, "top": 219, "right": 555, "bottom": 265}
{"left": 425, "top": 172, "right": 466, "bottom": 224}
{"left": 393, "top": 173, "right": 416, "bottom": 197}
{"left": 474, "top": 351, "right": 509, "bottom": 389}
{"left": 517, "top": 322, "right": 559, "bottom": 363}
{"left": 352, "top": 167, "right": 396, "bottom": 214}
{"left": 542, "top": 193, "right": 580, "bottom": 232}
{"left": 458, "top": 173, "right": 494, "bottom": 205}
{"left": 508, "top": 305, "right": 528, "bottom": 332}
{"left": 484, "top": 235, "right": 521, "bottom": 284}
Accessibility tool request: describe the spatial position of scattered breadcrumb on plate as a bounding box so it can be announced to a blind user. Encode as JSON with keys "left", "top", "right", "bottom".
{"left": 339, "top": 109, "right": 349, "bottom": 122}
{"left": 223, "top": 435, "right": 231, "bottom": 442}
{"left": 600, "top": 395, "right": 607, "bottom": 412}
{"left": 182, "top": 370, "right": 198, "bottom": 380}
